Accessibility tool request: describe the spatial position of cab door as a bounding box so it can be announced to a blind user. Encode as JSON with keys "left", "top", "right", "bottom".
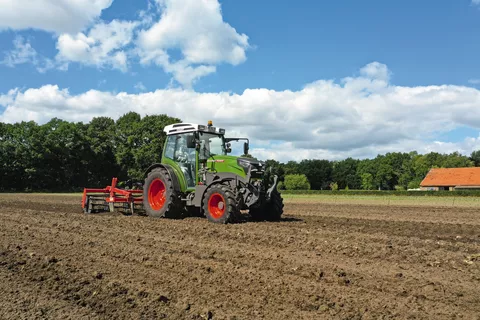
{"left": 162, "top": 133, "right": 197, "bottom": 189}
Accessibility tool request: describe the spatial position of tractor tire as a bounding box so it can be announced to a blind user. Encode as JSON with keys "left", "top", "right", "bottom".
{"left": 250, "top": 190, "right": 284, "bottom": 221}
{"left": 203, "top": 184, "right": 238, "bottom": 224}
{"left": 143, "top": 167, "right": 182, "bottom": 219}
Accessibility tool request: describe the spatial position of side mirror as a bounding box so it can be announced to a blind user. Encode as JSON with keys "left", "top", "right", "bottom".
{"left": 186, "top": 135, "right": 196, "bottom": 149}
{"left": 243, "top": 142, "right": 249, "bottom": 156}
{"left": 226, "top": 142, "right": 232, "bottom": 153}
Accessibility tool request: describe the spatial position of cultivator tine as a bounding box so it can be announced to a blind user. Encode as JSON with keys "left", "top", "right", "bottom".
{"left": 86, "top": 196, "right": 109, "bottom": 213}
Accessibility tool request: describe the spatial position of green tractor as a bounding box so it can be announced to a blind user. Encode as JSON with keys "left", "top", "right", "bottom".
{"left": 142, "top": 121, "right": 283, "bottom": 223}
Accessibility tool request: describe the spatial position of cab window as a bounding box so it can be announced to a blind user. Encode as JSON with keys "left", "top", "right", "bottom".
{"left": 164, "top": 133, "right": 196, "bottom": 188}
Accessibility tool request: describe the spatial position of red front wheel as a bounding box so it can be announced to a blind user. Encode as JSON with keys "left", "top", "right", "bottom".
{"left": 203, "top": 184, "right": 238, "bottom": 224}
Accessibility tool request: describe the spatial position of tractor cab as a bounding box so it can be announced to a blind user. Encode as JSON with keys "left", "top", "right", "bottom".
{"left": 162, "top": 121, "right": 249, "bottom": 191}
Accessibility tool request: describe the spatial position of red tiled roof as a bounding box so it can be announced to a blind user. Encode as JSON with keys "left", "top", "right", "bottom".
{"left": 420, "top": 167, "right": 480, "bottom": 187}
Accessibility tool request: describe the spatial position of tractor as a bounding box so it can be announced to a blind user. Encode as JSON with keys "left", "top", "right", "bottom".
{"left": 142, "top": 121, "right": 283, "bottom": 223}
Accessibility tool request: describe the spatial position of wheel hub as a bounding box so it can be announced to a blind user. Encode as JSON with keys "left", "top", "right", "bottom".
{"left": 208, "top": 193, "right": 226, "bottom": 219}
{"left": 148, "top": 178, "right": 166, "bottom": 210}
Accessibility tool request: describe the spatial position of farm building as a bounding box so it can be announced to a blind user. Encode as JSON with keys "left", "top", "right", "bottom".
{"left": 420, "top": 167, "right": 480, "bottom": 191}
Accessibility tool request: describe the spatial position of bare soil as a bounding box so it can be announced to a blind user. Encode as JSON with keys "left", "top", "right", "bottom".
{"left": 0, "top": 194, "right": 479, "bottom": 319}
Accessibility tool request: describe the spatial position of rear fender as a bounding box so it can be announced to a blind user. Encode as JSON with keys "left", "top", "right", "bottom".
{"left": 144, "top": 163, "right": 181, "bottom": 193}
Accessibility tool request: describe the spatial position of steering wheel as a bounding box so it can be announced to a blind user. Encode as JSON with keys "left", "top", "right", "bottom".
{"left": 176, "top": 150, "right": 188, "bottom": 163}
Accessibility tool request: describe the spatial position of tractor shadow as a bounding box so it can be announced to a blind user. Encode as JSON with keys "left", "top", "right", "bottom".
{"left": 181, "top": 208, "right": 303, "bottom": 224}
{"left": 247, "top": 216, "right": 302, "bottom": 224}
{"left": 230, "top": 213, "right": 303, "bottom": 224}
{"left": 84, "top": 209, "right": 303, "bottom": 224}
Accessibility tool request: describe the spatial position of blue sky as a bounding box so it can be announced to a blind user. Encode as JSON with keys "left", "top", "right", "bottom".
{"left": 1, "top": 0, "right": 480, "bottom": 161}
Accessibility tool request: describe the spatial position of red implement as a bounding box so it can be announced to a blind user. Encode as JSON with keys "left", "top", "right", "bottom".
{"left": 82, "top": 178, "right": 144, "bottom": 214}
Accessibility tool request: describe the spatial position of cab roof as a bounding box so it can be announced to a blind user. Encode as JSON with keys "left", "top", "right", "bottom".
{"left": 163, "top": 123, "right": 225, "bottom": 135}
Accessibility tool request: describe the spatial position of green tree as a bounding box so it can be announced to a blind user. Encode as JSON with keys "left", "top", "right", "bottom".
{"left": 357, "top": 159, "right": 378, "bottom": 189}
{"left": 441, "top": 151, "right": 474, "bottom": 168}
{"left": 408, "top": 178, "right": 423, "bottom": 189}
{"left": 264, "top": 159, "right": 285, "bottom": 180}
{"left": 375, "top": 155, "right": 394, "bottom": 190}
{"left": 39, "top": 118, "right": 91, "bottom": 190}
{"left": 397, "top": 152, "right": 417, "bottom": 190}
{"left": 298, "top": 159, "right": 333, "bottom": 190}
{"left": 283, "top": 161, "right": 299, "bottom": 175}
{"left": 471, "top": 150, "right": 480, "bottom": 167}
{"left": 114, "top": 112, "right": 180, "bottom": 179}
{"left": 284, "top": 174, "right": 311, "bottom": 190}
{"left": 114, "top": 112, "right": 142, "bottom": 179}
{"left": 332, "top": 157, "right": 360, "bottom": 189}
{"left": 361, "top": 173, "right": 374, "bottom": 190}
{"left": 86, "top": 117, "right": 119, "bottom": 186}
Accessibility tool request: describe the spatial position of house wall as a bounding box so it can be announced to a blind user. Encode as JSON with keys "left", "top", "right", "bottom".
{"left": 420, "top": 187, "right": 439, "bottom": 191}
{"left": 420, "top": 186, "right": 454, "bottom": 191}
{"left": 453, "top": 186, "right": 480, "bottom": 190}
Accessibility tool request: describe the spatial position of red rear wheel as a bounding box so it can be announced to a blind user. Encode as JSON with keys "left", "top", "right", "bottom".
{"left": 143, "top": 167, "right": 181, "bottom": 218}
{"left": 148, "top": 178, "right": 166, "bottom": 210}
{"left": 208, "top": 193, "right": 226, "bottom": 219}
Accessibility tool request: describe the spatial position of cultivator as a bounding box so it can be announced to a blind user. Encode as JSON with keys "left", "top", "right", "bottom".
{"left": 82, "top": 178, "right": 144, "bottom": 215}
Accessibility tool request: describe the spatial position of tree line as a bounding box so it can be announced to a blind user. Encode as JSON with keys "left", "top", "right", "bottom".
{"left": 267, "top": 151, "right": 480, "bottom": 190}
{"left": 0, "top": 112, "right": 179, "bottom": 191}
{"left": 1, "top": 113, "right": 479, "bottom": 191}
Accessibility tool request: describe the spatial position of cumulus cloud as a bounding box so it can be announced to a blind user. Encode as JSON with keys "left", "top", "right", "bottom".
{"left": 56, "top": 20, "right": 138, "bottom": 72}
{"left": 1, "top": 36, "right": 37, "bottom": 67}
{"left": 0, "top": 0, "right": 249, "bottom": 83}
{"left": 135, "top": 82, "right": 147, "bottom": 92}
{"left": 2, "top": 62, "right": 480, "bottom": 161}
{"left": 137, "top": 0, "right": 250, "bottom": 87}
{"left": 1, "top": 36, "right": 55, "bottom": 73}
{"left": 359, "top": 61, "right": 391, "bottom": 82}
{"left": 0, "top": 0, "right": 113, "bottom": 34}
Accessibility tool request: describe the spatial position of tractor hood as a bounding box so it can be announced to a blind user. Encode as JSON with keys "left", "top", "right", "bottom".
{"left": 206, "top": 155, "right": 265, "bottom": 179}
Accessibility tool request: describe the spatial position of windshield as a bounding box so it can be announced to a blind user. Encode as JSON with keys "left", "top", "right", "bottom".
{"left": 198, "top": 131, "right": 226, "bottom": 159}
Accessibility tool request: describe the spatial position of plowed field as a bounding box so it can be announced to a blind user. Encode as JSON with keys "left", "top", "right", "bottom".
{"left": 0, "top": 194, "right": 479, "bottom": 319}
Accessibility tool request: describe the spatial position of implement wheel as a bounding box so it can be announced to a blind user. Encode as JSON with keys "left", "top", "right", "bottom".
{"left": 143, "top": 167, "right": 181, "bottom": 218}
{"left": 250, "top": 189, "right": 284, "bottom": 221}
{"left": 203, "top": 184, "right": 238, "bottom": 224}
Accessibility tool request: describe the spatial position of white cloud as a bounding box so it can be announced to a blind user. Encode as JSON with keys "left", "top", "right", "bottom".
{"left": 0, "top": 89, "right": 18, "bottom": 107}
{"left": 135, "top": 82, "right": 147, "bottom": 92}
{"left": 2, "top": 62, "right": 480, "bottom": 161}
{"left": 0, "top": 0, "right": 113, "bottom": 34}
{"left": 56, "top": 20, "right": 138, "bottom": 72}
{"left": 0, "top": 0, "right": 248, "bottom": 83}
{"left": 359, "top": 61, "right": 391, "bottom": 82}
{"left": 468, "top": 79, "right": 480, "bottom": 85}
{"left": 1, "top": 36, "right": 55, "bottom": 73}
{"left": 1, "top": 36, "right": 37, "bottom": 67}
{"left": 137, "top": 0, "right": 250, "bottom": 87}
{"left": 473, "top": 0, "right": 480, "bottom": 5}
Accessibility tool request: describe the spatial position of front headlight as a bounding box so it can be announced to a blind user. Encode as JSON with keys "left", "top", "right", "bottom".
{"left": 237, "top": 159, "right": 251, "bottom": 169}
